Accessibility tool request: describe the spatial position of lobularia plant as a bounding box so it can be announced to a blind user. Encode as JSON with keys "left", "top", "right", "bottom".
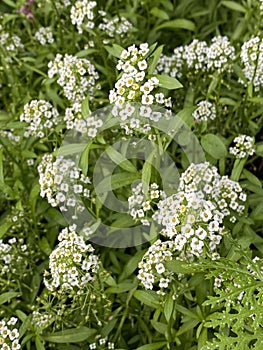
{"left": 0, "top": 0, "right": 263, "bottom": 349}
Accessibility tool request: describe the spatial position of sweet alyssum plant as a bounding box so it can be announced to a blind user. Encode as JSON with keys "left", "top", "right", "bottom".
{"left": 0, "top": 0, "right": 263, "bottom": 349}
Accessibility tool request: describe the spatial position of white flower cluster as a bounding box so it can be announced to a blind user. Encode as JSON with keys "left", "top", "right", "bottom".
{"left": 32, "top": 311, "right": 53, "bottom": 333}
{"left": 89, "top": 337, "right": 115, "bottom": 349}
{"left": 137, "top": 239, "right": 174, "bottom": 291}
{"left": 192, "top": 100, "right": 216, "bottom": 122}
{"left": 0, "top": 32, "right": 24, "bottom": 59}
{"left": 44, "top": 225, "right": 100, "bottom": 292}
{"left": 207, "top": 36, "right": 236, "bottom": 73}
{"left": 178, "top": 162, "right": 220, "bottom": 194}
{"left": 247, "top": 256, "right": 263, "bottom": 279}
{"left": 154, "top": 191, "right": 224, "bottom": 259}
{"left": 64, "top": 102, "right": 103, "bottom": 135}
{"left": 156, "top": 47, "right": 184, "bottom": 79}
{"left": 70, "top": 0, "right": 97, "bottom": 34}
{"left": 182, "top": 39, "right": 208, "bottom": 73}
{"left": 0, "top": 130, "right": 20, "bottom": 144}
{"left": 260, "top": 0, "right": 263, "bottom": 10}
{"left": 109, "top": 43, "right": 172, "bottom": 109}
{"left": 128, "top": 182, "right": 165, "bottom": 225}
{"left": 229, "top": 134, "right": 255, "bottom": 159}
{"left": 35, "top": 27, "right": 54, "bottom": 45}
{"left": 137, "top": 162, "right": 247, "bottom": 292}
{"left": 0, "top": 237, "right": 27, "bottom": 277}
{"left": 48, "top": 53, "right": 99, "bottom": 102}
{"left": 240, "top": 36, "right": 263, "bottom": 91}
{"left": 179, "top": 162, "right": 247, "bottom": 223}
{"left": 20, "top": 99, "right": 60, "bottom": 138}
{"left": 0, "top": 317, "right": 20, "bottom": 350}
{"left": 38, "top": 154, "right": 90, "bottom": 211}
{"left": 98, "top": 16, "right": 132, "bottom": 39}
{"left": 156, "top": 36, "right": 235, "bottom": 78}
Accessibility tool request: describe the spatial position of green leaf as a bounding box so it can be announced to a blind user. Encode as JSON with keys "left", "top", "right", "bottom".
{"left": 36, "top": 336, "right": 45, "bottom": 350}
{"left": 81, "top": 97, "right": 91, "bottom": 117}
{"left": 106, "top": 146, "right": 137, "bottom": 173}
{"left": 150, "top": 7, "right": 169, "bottom": 20}
{"left": 119, "top": 250, "right": 146, "bottom": 281}
{"left": 134, "top": 290, "right": 160, "bottom": 309}
{"left": 57, "top": 144, "right": 86, "bottom": 157}
{"left": 43, "top": 327, "right": 97, "bottom": 343}
{"left": 166, "top": 260, "right": 196, "bottom": 274}
{"left": 243, "top": 169, "right": 262, "bottom": 188}
{"left": 174, "top": 304, "right": 201, "bottom": 320}
{"left": 256, "top": 142, "right": 263, "bottom": 157}
{"left": 2, "top": 0, "right": 16, "bottom": 7}
{"left": 156, "top": 74, "right": 183, "bottom": 90}
{"left": 105, "top": 44, "right": 124, "bottom": 58}
{"left": 0, "top": 149, "right": 4, "bottom": 183}
{"left": 148, "top": 45, "right": 164, "bottom": 75}
{"left": 39, "top": 237, "right": 52, "bottom": 255}
{"left": 29, "top": 183, "right": 40, "bottom": 214}
{"left": 101, "top": 318, "right": 118, "bottom": 338}
{"left": 155, "top": 19, "right": 196, "bottom": 31}
{"left": 95, "top": 172, "right": 140, "bottom": 194}
{"left": 221, "top": 1, "right": 246, "bottom": 13}
{"left": 0, "top": 292, "right": 20, "bottom": 305}
{"left": 230, "top": 158, "right": 247, "bottom": 181}
{"left": 136, "top": 342, "right": 167, "bottom": 350}
{"left": 201, "top": 134, "right": 227, "bottom": 160}
{"left": 106, "top": 281, "right": 137, "bottom": 294}
{"left": 142, "top": 159, "right": 152, "bottom": 195}
{"left": 164, "top": 295, "right": 174, "bottom": 322}
{"left": 0, "top": 221, "right": 13, "bottom": 239}
{"left": 150, "top": 320, "right": 167, "bottom": 335}
{"left": 79, "top": 141, "right": 93, "bottom": 175}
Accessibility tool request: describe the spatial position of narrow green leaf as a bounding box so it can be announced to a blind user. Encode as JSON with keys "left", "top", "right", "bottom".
{"left": 0, "top": 221, "right": 13, "bottom": 239}
{"left": 166, "top": 260, "right": 196, "bottom": 274}
{"left": 148, "top": 45, "right": 164, "bottom": 75}
{"left": 2, "top": 0, "right": 16, "bottom": 7}
{"left": 106, "top": 281, "right": 137, "bottom": 294}
{"left": 43, "top": 327, "right": 97, "bottom": 343}
{"left": 155, "top": 19, "right": 196, "bottom": 31}
{"left": 150, "top": 320, "right": 167, "bottom": 335}
{"left": 39, "top": 237, "right": 52, "bottom": 255}
{"left": 106, "top": 146, "right": 137, "bottom": 172}
{"left": 156, "top": 74, "right": 183, "bottom": 90}
{"left": 101, "top": 319, "right": 118, "bottom": 338}
{"left": 230, "top": 158, "right": 247, "bottom": 181}
{"left": 96, "top": 172, "right": 139, "bottom": 194}
{"left": 0, "top": 292, "right": 20, "bottom": 305}
{"left": 81, "top": 97, "right": 91, "bottom": 117}
{"left": 134, "top": 290, "right": 160, "bottom": 309}
{"left": 142, "top": 160, "right": 152, "bottom": 196}
{"left": 119, "top": 250, "right": 146, "bottom": 281}
{"left": 150, "top": 7, "right": 169, "bottom": 20}
{"left": 243, "top": 169, "right": 262, "bottom": 188}
{"left": 164, "top": 295, "right": 174, "bottom": 322}
{"left": 0, "top": 149, "right": 4, "bottom": 183}
{"left": 201, "top": 134, "right": 227, "bottom": 160}
{"left": 136, "top": 342, "right": 167, "bottom": 350}
{"left": 57, "top": 143, "right": 86, "bottom": 156}
{"left": 105, "top": 44, "right": 124, "bottom": 58}
{"left": 79, "top": 141, "right": 93, "bottom": 175}
{"left": 174, "top": 304, "right": 201, "bottom": 320}
{"left": 36, "top": 336, "right": 45, "bottom": 350}
{"left": 256, "top": 142, "right": 263, "bottom": 157}
{"left": 221, "top": 1, "right": 246, "bottom": 13}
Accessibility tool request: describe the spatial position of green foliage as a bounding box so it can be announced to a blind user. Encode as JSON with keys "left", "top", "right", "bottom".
{"left": 0, "top": 0, "right": 263, "bottom": 349}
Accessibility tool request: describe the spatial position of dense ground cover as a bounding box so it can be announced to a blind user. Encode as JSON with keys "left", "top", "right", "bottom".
{"left": 0, "top": 0, "right": 263, "bottom": 349}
